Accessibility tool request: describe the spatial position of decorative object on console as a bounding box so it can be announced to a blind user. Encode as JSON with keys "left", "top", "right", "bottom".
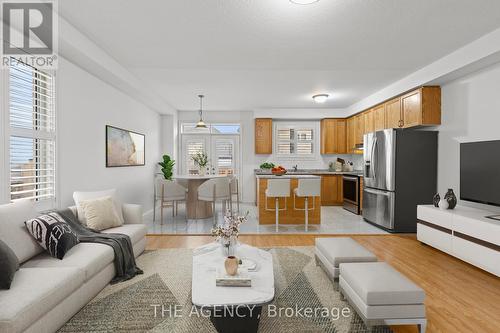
{"left": 106, "top": 125, "right": 145, "bottom": 167}
{"left": 158, "top": 154, "right": 175, "bottom": 180}
{"left": 211, "top": 211, "right": 248, "bottom": 256}
{"left": 433, "top": 193, "right": 440, "bottom": 207}
{"left": 0, "top": 239, "right": 19, "bottom": 289}
{"left": 444, "top": 188, "right": 457, "bottom": 209}
{"left": 24, "top": 212, "right": 79, "bottom": 260}
{"left": 438, "top": 199, "right": 449, "bottom": 210}
{"left": 224, "top": 256, "right": 239, "bottom": 276}
{"left": 191, "top": 152, "right": 209, "bottom": 176}
{"left": 78, "top": 196, "right": 123, "bottom": 231}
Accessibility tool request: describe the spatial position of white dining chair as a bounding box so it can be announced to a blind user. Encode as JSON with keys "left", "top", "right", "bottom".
{"left": 197, "top": 177, "right": 232, "bottom": 226}
{"left": 155, "top": 179, "right": 188, "bottom": 224}
{"left": 293, "top": 178, "right": 321, "bottom": 232}
{"left": 265, "top": 178, "right": 291, "bottom": 232}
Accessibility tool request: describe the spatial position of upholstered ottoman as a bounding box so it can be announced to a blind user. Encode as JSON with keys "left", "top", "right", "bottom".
{"left": 315, "top": 237, "right": 377, "bottom": 279}
{"left": 339, "top": 262, "right": 427, "bottom": 333}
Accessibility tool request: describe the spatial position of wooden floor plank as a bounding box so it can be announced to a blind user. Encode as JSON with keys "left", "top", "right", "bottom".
{"left": 146, "top": 234, "right": 500, "bottom": 333}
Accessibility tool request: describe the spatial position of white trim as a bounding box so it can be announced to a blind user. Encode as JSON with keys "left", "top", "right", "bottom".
{"left": 0, "top": 69, "right": 9, "bottom": 204}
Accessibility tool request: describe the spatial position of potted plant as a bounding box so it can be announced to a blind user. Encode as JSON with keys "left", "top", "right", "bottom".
{"left": 158, "top": 154, "right": 175, "bottom": 180}
{"left": 192, "top": 152, "right": 209, "bottom": 175}
{"left": 211, "top": 211, "right": 248, "bottom": 257}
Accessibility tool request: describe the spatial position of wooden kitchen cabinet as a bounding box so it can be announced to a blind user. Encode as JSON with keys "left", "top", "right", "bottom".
{"left": 255, "top": 118, "right": 272, "bottom": 154}
{"left": 402, "top": 87, "right": 441, "bottom": 128}
{"left": 364, "top": 109, "right": 375, "bottom": 133}
{"left": 320, "top": 175, "right": 343, "bottom": 206}
{"left": 320, "top": 119, "right": 346, "bottom": 154}
{"left": 385, "top": 97, "right": 402, "bottom": 128}
{"left": 346, "top": 116, "right": 356, "bottom": 152}
{"left": 354, "top": 114, "right": 365, "bottom": 145}
{"left": 373, "top": 104, "right": 386, "bottom": 131}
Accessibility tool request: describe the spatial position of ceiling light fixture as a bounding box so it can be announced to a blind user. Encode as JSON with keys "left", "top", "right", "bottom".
{"left": 312, "top": 94, "right": 329, "bottom": 103}
{"left": 195, "top": 94, "right": 207, "bottom": 128}
{"left": 290, "top": 0, "right": 320, "bottom": 5}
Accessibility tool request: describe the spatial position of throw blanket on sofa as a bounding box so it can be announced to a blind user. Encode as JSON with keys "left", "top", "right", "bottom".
{"left": 58, "top": 209, "right": 143, "bottom": 283}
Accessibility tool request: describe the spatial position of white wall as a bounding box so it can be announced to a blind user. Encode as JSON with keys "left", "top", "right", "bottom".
{"left": 438, "top": 61, "right": 500, "bottom": 213}
{"left": 57, "top": 58, "right": 161, "bottom": 211}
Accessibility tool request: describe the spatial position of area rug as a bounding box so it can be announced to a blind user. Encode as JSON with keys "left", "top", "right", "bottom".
{"left": 59, "top": 247, "right": 392, "bottom": 332}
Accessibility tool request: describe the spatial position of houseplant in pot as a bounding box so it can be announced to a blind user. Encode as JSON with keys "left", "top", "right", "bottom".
{"left": 158, "top": 154, "right": 175, "bottom": 180}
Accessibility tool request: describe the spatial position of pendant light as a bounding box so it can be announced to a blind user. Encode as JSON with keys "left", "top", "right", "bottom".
{"left": 195, "top": 94, "right": 207, "bottom": 128}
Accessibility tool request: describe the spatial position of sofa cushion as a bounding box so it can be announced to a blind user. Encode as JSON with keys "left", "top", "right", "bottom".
{"left": 0, "top": 267, "right": 84, "bottom": 333}
{"left": 21, "top": 243, "right": 114, "bottom": 282}
{"left": 339, "top": 262, "right": 425, "bottom": 306}
{"left": 0, "top": 200, "right": 44, "bottom": 263}
{"left": 0, "top": 239, "right": 19, "bottom": 289}
{"left": 73, "top": 189, "right": 124, "bottom": 226}
{"left": 24, "top": 212, "right": 79, "bottom": 259}
{"left": 315, "top": 237, "right": 377, "bottom": 267}
{"left": 79, "top": 196, "right": 123, "bottom": 231}
{"left": 101, "top": 224, "right": 147, "bottom": 245}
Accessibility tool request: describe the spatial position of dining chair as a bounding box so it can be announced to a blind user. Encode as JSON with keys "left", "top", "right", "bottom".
{"left": 155, "top": 178, "right": 188, "bottom": 224}
{"left": 197, "top": 177, "right": 232, "bottom": 226}
{"left": 229, "top": 175, "right": 240, "bottom": 213}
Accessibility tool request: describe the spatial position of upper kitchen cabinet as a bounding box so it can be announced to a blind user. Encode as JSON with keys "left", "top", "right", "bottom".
{"left": 373, "top": 104, "right": 386, "bottom": 131}
{"left": 401, "top": 86, "right": 441, "bottom": 128}
{"left": 354, "top": 113, "right": 365, "bottom": 145}
{"left": 320, "top": 119, "right": 346, "bottom": 154}
{"left": 364, "top": 109, "right": 375, "bottom": 133}
{"left": 385, "top": 97, "right": 402, "bottom": 128}
{"left": 346, "top": 116, "right": 356, "bottom": 152}
{"left": 255, "top": 118, "right": 273, "bottom": 154}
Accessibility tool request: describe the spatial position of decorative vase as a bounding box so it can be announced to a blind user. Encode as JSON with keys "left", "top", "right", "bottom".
{"left": 433, "top": 193, "right": 440, "bottom": 208}
{"left": 199, "top": 167, "right": 206, "bottom": 176}
{"left": 438, "top": 199, "right": 449, "bottom": 210}
{"left": 224, "top": 256, "right": 238, "bottom": 276}
{"left": 444, "top": 189, "right": 457, "bottom": 209}
{"left": 220, "top": 237, "right": 238, "bottom": 257}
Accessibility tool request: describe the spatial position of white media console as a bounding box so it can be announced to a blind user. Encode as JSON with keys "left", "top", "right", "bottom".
{"left": 417, "top": 205, "right": 500, "bottom": 277}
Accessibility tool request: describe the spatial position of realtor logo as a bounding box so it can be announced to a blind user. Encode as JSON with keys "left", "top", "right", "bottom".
{"left": 1, "top": 0, "right": 58, "bottom": 68}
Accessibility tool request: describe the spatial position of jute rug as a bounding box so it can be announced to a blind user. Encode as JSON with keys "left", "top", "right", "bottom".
{"left": 59, "top": 247, "right": 392, "bottom": 332}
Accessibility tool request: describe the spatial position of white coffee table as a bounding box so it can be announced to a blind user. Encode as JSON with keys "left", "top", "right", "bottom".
{"left": 192, "top": 242, "right": 275, "bottom": 333}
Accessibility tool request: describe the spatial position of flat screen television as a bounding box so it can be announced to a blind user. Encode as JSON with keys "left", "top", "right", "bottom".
{"left": 460, "top": 140, "right": 500, "bottom": 207}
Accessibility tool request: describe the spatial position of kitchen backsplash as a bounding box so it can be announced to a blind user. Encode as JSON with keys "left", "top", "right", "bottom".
{"left": 256, "top": 154, "right": 364, "bottom": 171}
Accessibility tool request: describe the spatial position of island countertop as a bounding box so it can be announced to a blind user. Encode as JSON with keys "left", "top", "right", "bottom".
{"left": 255, "top": 174, "right": 321, "bottom": 179}
{"left": 254, "top": 169, "right": 363, "bottom": 176}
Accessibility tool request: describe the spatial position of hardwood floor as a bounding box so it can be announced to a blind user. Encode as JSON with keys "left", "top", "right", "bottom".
{"left": 146, "top": 234, "right": 500, "bottom": 333}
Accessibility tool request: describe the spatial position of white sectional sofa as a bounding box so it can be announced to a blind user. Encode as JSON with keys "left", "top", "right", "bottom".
{"left": 0, "top": 200, "right": 147, "bottom": 333}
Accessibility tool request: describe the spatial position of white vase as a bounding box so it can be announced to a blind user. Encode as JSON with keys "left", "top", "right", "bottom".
{"left": 438, "top": 199, "right": 449, "bottom": 210}
{"left": 199, "top": 167, "right": 206, "bottom": 176}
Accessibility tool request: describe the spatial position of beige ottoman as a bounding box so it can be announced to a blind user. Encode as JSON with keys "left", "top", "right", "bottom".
{"left": 339, "top": 262, "right": 427, "bottom": 333}
{"left": 315, "top": 237, "right": 378, "bottom": 279}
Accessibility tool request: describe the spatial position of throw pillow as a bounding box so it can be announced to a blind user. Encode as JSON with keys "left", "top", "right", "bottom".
{"left": 73, "top": 189, "right": 124, "bottom": 226}
{"left": 25, "top": 212, "right": 79, "bottom": 260}
{"left": 0, "top": 239, "right": 19, "bottom": 289}
{"left": 79, "top": 196, "right": 123, "bottom": 231}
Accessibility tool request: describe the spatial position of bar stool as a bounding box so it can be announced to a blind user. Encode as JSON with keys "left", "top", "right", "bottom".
{"left": 293, "top": 178, "right": 321, "bottom": 232}
{"left": 265, "top": 179, "right": 291, "bottom": 232}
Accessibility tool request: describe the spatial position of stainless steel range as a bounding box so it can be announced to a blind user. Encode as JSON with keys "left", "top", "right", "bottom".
{"left": 343, "top": 174, "right": 361, "bottom": 215}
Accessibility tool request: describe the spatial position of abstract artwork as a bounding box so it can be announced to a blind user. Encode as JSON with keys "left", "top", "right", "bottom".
{"left": 106, "top": 125, "right": 145, "bottom": 167}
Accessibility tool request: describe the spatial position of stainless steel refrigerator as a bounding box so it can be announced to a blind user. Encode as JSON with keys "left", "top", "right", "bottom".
{"left": 362, "top": 129, "right": 438, "bottom": 232}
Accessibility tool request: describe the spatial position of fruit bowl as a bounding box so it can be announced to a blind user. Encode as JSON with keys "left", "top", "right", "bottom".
{"left": 271, "top": 166, "right": 287, "bottom": 176}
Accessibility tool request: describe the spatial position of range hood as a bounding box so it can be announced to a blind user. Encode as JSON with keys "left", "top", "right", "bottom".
{"left": 355, "top": 143, "right": 364, "bottom": 150}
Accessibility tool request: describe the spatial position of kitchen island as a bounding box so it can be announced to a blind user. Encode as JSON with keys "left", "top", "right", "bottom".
{"left": 256, "top": 174, "right": 321, "bottom": 225}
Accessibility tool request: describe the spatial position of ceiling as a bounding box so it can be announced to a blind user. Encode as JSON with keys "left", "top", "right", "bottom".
{"left": 59, "top": 0, "right": 500, "bottom": 112}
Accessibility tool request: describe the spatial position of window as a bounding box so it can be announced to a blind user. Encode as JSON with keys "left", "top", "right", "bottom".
{"left": 275, "top": 122, "right": 315, "bottom": 157}
{"left": 213, "top": 139, "right": 234, "bottom": 175}
{"left": 185, "top": 138, "right": 206, "bottom": 174}
{"left": 8, "top": 63, "right": 56, "bottom": 207}
{"left": 181, "top": 123, "right": 240, "bottom": 135}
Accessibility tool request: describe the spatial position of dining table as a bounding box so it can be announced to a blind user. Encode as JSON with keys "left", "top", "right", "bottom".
{"left": 175, "top": 174, "right": 228, "bottom": 219}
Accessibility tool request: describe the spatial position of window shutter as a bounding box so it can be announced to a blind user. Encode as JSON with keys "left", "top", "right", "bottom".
{"left": 276, "top": 125, "right": 314, "bottom": 156}
{"left": 186, "top": 140, "right": 205, "bottom": 173}
{"left": 9, "top": 63, "right": 56, "bottom": 204}
{"left": 214, "top": 139, "right": 234, "bottom": 175}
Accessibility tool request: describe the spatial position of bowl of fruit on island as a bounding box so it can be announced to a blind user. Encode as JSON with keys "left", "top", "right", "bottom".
{"left": 271, "top": 166, "right": 287, "bottom": 176}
